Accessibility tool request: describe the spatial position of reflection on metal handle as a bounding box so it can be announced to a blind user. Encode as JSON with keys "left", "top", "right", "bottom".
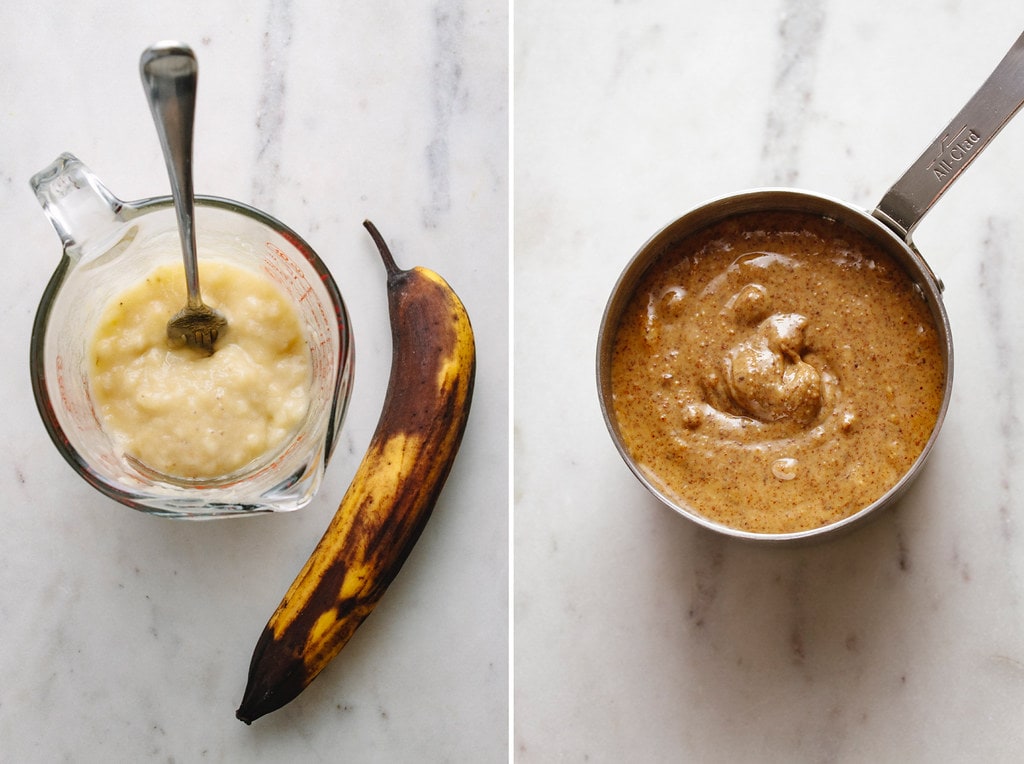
{"left": 874, "top": 29, "right": 1024, "bottom": 241}
{"left": 140, "top": 41, "right": 202, "bottom": 307}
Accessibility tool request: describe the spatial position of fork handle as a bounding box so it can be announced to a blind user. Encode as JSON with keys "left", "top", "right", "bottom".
{"left": 140, "top": 41, "right": 203, "bottom": 308}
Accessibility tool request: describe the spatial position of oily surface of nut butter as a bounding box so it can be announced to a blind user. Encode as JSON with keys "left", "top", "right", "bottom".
{"left": 610, "top": 210, "right": 946, "bottom": 533}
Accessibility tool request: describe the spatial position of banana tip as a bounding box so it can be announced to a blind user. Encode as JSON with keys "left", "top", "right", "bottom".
{"left": 235, "top": 706, "right": 256, "bottom": 725}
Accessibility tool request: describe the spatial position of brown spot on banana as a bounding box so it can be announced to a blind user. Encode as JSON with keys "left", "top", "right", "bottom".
{"left": 235, "top": 220, "right": 475, "bottom": 724}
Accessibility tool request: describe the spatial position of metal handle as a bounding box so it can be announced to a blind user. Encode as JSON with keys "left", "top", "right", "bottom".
{"left": 874, "top": 29, "right": 1024, "bottom": 241}
{"left": 140, "top": 41, "right": 202, "bottom": 307}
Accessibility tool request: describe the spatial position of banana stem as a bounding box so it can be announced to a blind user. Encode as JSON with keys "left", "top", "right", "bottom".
{"left": 363, "top": 219, "right": 401, "bottom": 278}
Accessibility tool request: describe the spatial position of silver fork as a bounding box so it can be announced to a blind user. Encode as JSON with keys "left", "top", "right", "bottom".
{"left": 140, "top": 41, "right": 227, "bottom": 354}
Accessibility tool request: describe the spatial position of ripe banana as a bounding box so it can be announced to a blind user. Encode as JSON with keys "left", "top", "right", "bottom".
{"left": 235, "top": 220, "right": 476, "bottom": 724}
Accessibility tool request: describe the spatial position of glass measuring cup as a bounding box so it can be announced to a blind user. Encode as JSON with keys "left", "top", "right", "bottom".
{"left": 30, "top": 153, "right": 354, "bottom": 518}
{"left": 598, "top": 29, "right": 1024, "bottom": 543}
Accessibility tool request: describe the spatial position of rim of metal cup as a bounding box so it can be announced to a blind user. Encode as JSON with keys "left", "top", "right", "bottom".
{"left": 29, "top": 194, "right": 354, "bottom": 516}
{"left": 596, "top": 188, "right": 954, "bottom": 544}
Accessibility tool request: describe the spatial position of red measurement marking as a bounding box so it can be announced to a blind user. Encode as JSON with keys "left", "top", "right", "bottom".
{"left": 263, "top": 240, "right": 319, "bottom": 304}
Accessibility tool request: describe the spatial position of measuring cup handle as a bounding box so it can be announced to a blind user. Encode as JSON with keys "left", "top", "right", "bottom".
{"left": 874, "top": 29, "right": 1024, "bottom": 241}
{"left": 30, "top": 152, "right": 125, "bottom": 260}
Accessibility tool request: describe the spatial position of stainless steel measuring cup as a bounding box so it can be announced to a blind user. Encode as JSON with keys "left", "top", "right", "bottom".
{"left": 598, "top": 30, "right": 1024, "bottom": 543}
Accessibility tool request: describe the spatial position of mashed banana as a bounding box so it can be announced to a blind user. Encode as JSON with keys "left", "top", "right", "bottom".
{"left": 610, "top": 211, "right": 945, "bottom": 533}
{"left": 89, "top": 260, "right": 312, "bottom": 480}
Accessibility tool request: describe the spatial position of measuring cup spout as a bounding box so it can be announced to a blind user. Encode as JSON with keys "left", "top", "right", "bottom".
{"left": 30, "top": 152, "right": 125, "bottom": 261}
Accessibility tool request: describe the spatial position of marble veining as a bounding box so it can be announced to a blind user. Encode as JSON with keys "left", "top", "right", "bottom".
{"left": 252, "top": 0, "right": 294, "bottom": 209}
{"left": 424, "top": 0, "right": 465, "bottom": 229}
{"left": 979, "top": 215, "right": 1020, "bottom": 542}
{"left": 760, "top": 0, "right": 824, "bottom": 186}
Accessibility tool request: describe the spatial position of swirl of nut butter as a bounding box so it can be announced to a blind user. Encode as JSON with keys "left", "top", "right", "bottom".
{"left": 722, "top": 312, "right": 823, "bottom": 426}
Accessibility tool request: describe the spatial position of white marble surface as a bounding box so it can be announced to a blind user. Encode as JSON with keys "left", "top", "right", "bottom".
{"left": 1, "top": 2, "right": 507, "bottom": 761}
{"left": 515, "top": 1, "right": 1024, "bottom": 762}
